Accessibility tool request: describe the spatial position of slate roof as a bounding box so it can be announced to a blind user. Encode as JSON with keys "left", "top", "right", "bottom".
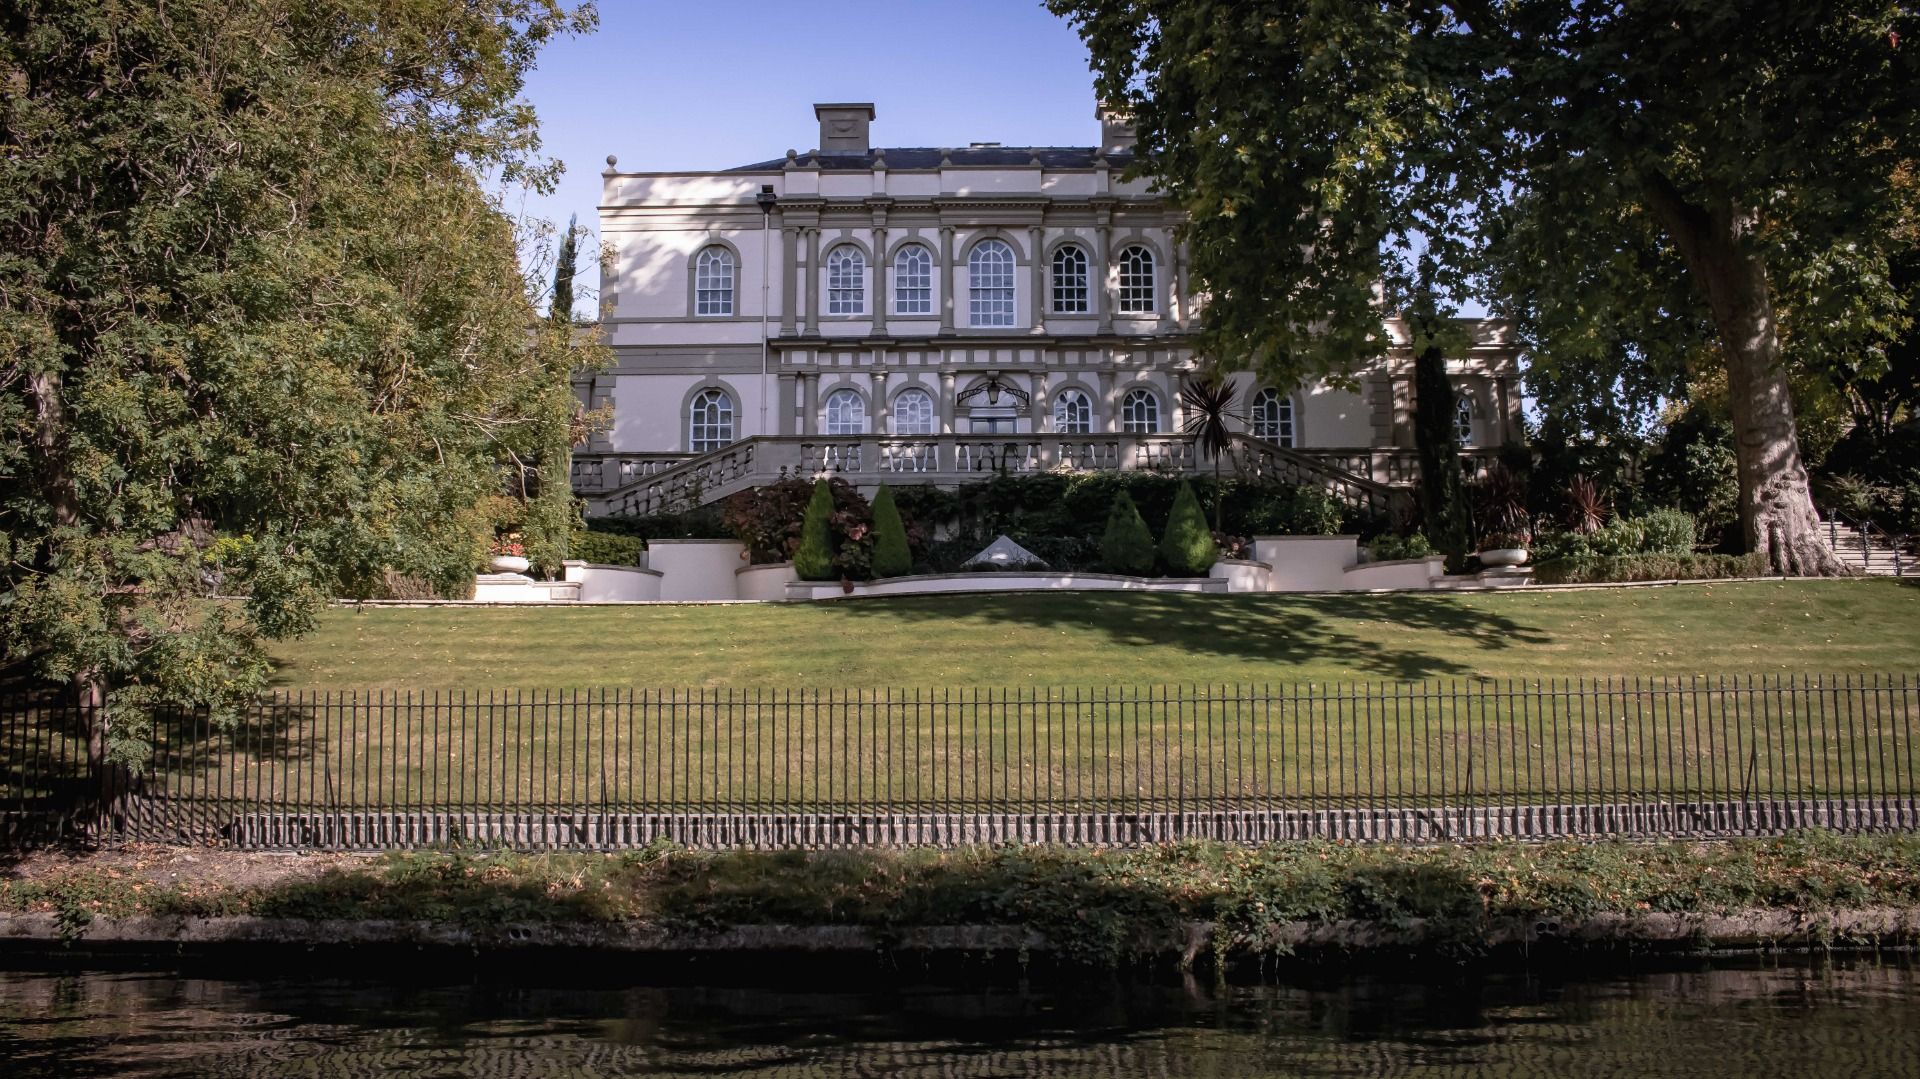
{"left": 723, "top": 147, "right": 1134, "bottom": 172}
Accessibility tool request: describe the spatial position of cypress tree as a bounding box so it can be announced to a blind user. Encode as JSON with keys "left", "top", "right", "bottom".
{"left": 1100, "top": 490, "right": 1156, "bottom": 576}
{"left": 869, "top": 484, "right": 912, "bottom": 578}
{"left": 1159, "top": 481, "right": 1219, "bottom": 575}
{"left": 550, "top": 213, "right": 577, "bottom": 326}
{"left": 793, "top": 479, "right": 837, "bottom": 580}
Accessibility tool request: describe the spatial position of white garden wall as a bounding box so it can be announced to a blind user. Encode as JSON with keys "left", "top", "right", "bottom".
{"left": 562, "top": 561, "right": 663, "bottom": 602}
{"left": 736, "top": 562, "right": 798, "bottom": 602}
{"left": 646, "top": 539, "right": 747, "bottom": 601}
{"left": 1253, "top": 535, "right": 1363, "bottom": 591}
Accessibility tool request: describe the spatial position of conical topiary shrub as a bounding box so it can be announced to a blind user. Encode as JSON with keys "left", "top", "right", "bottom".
{"left": 1159, "top": 481, "right": 1219, "bottom": 575}
{"left": 793, "top": 479, "right": 836, "bottom": 580}
{"left": 1100, "top": 490, "right": 1156, "bottom": 576}
{"left": 869, "top": 484, "right": 912, "bottom": 578}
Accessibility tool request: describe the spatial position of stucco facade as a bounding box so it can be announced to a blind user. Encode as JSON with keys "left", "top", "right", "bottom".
{"left": 575, "top": 103, "right": 1520, "bottom": 507}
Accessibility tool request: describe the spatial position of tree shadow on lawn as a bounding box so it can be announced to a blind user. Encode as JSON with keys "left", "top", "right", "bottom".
{"left": 819, "top": 591, "right": 1550, "bottom": 683}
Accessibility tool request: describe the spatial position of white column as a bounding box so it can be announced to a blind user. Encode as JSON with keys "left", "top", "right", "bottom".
{"left": 803, "top": 228, "right": 820, "bottom": 335}
{"left": 938, "top": 226, "right": 956, "bottom": 332}
{"left": 871, "top": 225, "right": 888, "bottom": 334}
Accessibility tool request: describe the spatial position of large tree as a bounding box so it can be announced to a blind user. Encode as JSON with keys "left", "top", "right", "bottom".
{"left": 1, "top": 0, "right": 595, "bottom": 787}
{"left": 1051, "top": 0, "right": 1919, "bottom": 574}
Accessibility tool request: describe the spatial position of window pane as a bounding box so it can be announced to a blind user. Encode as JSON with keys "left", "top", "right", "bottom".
{"left": 1252, "top": 388, "right": 1294, "bottom": 447}
{"left": 1052, "top": 388, "right": 1092, "bottom": 433}
{"left": 968, "top": 239, "right": 1015, "bottom": 327}
{"left": 825, "top": 389, "right": 868, "bottom": 435}
{"left": 891, "top": 388, "right": 935, "bottom": 435}
{"left": 1117, "top": 245, "right": 1155, "bottom": 313}
{"left": 827, "top": 246, "right": 865, "bottom": 315}
{"left": 893, "top": 245, "right": 931, "bottom": 315}
{"left": 1454, "top": 395, "right": 1473, "bottom": 446}
{"left": 1121, "top": 388, "right": 1160, "bottom": 433}
{"left": 694, "top": 247, "right": 735, "bottom": 316}
{"left": 1051, "top": 245, "right": 1089, "bottom": 314}
{"left": 689, "top": 388, "right": 735, "bottom": 451}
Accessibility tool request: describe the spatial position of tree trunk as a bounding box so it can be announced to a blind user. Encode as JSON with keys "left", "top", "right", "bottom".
{"left": 1640, "top": 184, "right": 1844, "bottom": 575}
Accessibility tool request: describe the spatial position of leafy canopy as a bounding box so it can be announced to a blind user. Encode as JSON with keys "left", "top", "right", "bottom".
{"left": 0, "top": 0, "right": 598, "bottom": 761}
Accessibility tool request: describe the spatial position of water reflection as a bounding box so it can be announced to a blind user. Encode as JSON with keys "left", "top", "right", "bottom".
{"left": 2, "top": 960, "right": 1916, "bottom": 1077}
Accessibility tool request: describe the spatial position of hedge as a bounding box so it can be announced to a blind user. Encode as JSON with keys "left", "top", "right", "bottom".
{"left": 567, "top": 530, "right": 644, "bottom": 567}
{"left": 868, "top": 485, "right": 912, "bottom": 579}
{"left": 792, "top": 480, "right": 836, "bottom": 581}
{"left": 1532, "top": 552, "right": 1768, "bottom": 584}
{"left": 1159, "top": 482, "right": 1219, "bottom": 575}
{"left": 1099, "top": 491, "right": 1156, "bottom": 575}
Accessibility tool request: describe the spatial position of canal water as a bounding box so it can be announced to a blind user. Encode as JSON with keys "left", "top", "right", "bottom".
{"left": 2, "top": 958, "right": 1916, "bottom": 1076}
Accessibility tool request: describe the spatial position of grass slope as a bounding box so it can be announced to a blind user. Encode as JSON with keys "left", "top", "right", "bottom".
{"left": 268, "top": 580, "right": 1920, "bottom": 690}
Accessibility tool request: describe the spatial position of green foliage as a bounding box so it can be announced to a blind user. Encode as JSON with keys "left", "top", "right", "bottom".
{"left": 792, "top": 481, "right": 837, "bottom": 581}
{"left": 868, "top": 485, "right": 912, "bottom": 579}
{"left": 583, "top": 506, "right": 730, "bottom": 542}
{"left": 1413, "top": 335, "right": 1472, "bottom": 571}
{"left": 13, "top": 834, "right": 1920, "bottom": 968}
{"left": 1641, "top": 407, "right": 1740, "bottom": 546}
{"left": 1368, "top": 532, "right": 1436, "bottom": 562}
{"left": 1637, "top": 509, "right": 1699, "bottom": 555}
{"left": 0, "top": 0, "right": 598, "bottom": 766}
{"left": 1158, "top": 482, "right": 1219, "bottom": 575}
{"left": 1533, "top": 553, "right": 1769, "bottom": 585}
{"left": 551, "top": 213, "right": 578, "bottom": 325}
{"left": 567, "top": 530, "right": 643, "bottom": 567}
{"left": 722, "top": 477, "right": 877, "bottom": 576}
{"left": 1053, "top": 0, "right": 1920, "bottom": 572}
{"left": 1099, "top": 491, "right": 1156, "bottom": 575}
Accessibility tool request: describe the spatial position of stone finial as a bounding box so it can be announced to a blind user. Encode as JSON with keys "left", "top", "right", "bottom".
{"left": 603, "top": 154, "right": 618, "bottom": 172}
{"left": 873, "top": 147, "right": 887, "bottom": 168}
{"left": 939, "top": 149, "right": 953, "bottom": 166}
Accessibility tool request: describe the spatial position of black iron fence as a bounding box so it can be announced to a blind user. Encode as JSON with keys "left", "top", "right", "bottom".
{"left": 4, "top": 675, "right": 1917, "bottom": 849}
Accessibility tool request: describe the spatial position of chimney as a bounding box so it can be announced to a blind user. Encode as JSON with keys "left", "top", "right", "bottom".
{"left": 1097, "top": 102, "right": 1136, "bottom": 155}
{"left": 814, "top": 102, "right": 876, "bottom": 155}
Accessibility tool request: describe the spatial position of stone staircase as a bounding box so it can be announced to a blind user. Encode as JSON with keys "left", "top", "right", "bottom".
{"left": 1823, "top": 520, "right": 1914, "bottom": 577}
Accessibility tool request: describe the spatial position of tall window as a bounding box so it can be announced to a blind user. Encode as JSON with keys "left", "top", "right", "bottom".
{"left": 1051, "top": 245, "right": 1090, "bottom": 313}
{"left": 893, "top": 244, "right": 932, "bottom": 315}
{"left": 824, "top": 389, "right": 868, "bottom": 435}
{"left": 1052, "top": 388, "right": 1092, "bottom": 433}
{"left": 1121, "top": 388, "right": 1161, "bottom": 433}
{"left": 827, "top": 246, "right": 865, "bottom": 315}
{"left": 693, "top": 246, "right": 735, "bottom": 316}
{"left": 891, "top": 388, "right": 935, "bottom": 435}
{"left": 688, "top": 388, "right": 734, "bottom": 451}
{"left": 968, "top": 239, "right": 1015, "bottom": 326}
{"left": 1454, "top": 394, "right": 1474, "bottom": 446}
{"left": 1252, "top": 388, "right": 1294, "bottom": 447}
{"left": 1117, "top": 245, "right": 1156, "bottom": 313}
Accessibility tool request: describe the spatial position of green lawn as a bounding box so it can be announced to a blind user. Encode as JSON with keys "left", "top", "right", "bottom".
{"left": 269, "top": 579, "right": 1920, "bottom": 690}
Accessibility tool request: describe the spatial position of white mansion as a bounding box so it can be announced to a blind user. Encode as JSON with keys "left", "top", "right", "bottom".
{"left": 572, "top": 103, "right": 1520, "bottom": 518}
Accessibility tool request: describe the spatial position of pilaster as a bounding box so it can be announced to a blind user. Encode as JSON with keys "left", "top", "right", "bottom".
{"left": 1027, "top": 225, "right": 1045, "bottom": 330}
{"left": 871, "top": 224, "right": 889, "bottom": 333}
{"left": 777, "top": 372, "right": 797, "bottom": 436}
{"left": 779, "top": 226, "right": 798, "bottom": 334}
{"left": 938, "top": 226, "right": 956, "bottom": 332}
{"left": 800, "top": 370, "right": 819, "bottom": 436}
{"left": 938, "top": 370, "right": 957, "bottom": 433}
{"left": 1097, "top": 369, "right": 1117, "bottom": 434}
{"left": 803, "top": 227, "right": 820, "bottom": 335}
{"left": 871, "top": 366, "right": 890, "bottom": 433}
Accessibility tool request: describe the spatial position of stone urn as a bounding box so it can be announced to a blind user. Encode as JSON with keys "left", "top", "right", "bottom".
{"left": 490, "top": 554, "right": 531, "bottom": 574}
{"left": 1477, "top": 547, "right": 1529, "bottom": 568}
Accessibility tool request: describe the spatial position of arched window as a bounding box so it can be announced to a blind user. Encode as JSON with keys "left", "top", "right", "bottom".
{"left": 693, "top": 246, "right": 735, "bottom": 316}
{"left": 1454, "top": 394, "right": 1474, "bottom": 446}
{"left": 688, "top": 388, "right": 734, "bottom": 451}
{"left": 968, "top": 239, "right": 1016, "bottom": 326}
{"left": 827, "top": 245, "right": 865, "bottom": 315}
{"left": 893, "top": 244, "right": 932, "bottom": 315}
{"left": 1120, "top": 388, "right": 1161, "bottom": 433}
{"left": 891, "top": 387, "right": 935, "bottom": 435}
{"left": 1251, "top": 388, "right": 1294, "bottom": 447}
{"left": 1117, "top": 245, "right": 1156, "bottom": 313}
{"left": 1051, "top": 245, "right": 1090, "bottom": 314}
{"left": 1052, "top": 388, "right": 1093, "bottom": 433}
{"left": 824, "top": 388, "right": 868, "bottom": 435}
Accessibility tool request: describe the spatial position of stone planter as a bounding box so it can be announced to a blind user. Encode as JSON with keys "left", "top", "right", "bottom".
{"left": 1477, "top": 547, "right": 1530, "bottom": 568}
{"left": 489, "top": 554, "right": 530, "bottom": 574}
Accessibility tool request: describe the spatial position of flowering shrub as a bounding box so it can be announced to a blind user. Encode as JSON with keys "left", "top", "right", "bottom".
{"left": 487, "top": 536, "right": 525, "bottom": 557}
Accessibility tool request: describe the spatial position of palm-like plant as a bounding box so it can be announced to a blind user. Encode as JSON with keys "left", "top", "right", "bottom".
{"left": 1181, "top": 375, "right": 1239, "bottom": 532}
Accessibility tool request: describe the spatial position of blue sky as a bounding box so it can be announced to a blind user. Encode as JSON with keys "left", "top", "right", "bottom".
{"left": 517, "top": 0, "right": 1103, "bottom": 313}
